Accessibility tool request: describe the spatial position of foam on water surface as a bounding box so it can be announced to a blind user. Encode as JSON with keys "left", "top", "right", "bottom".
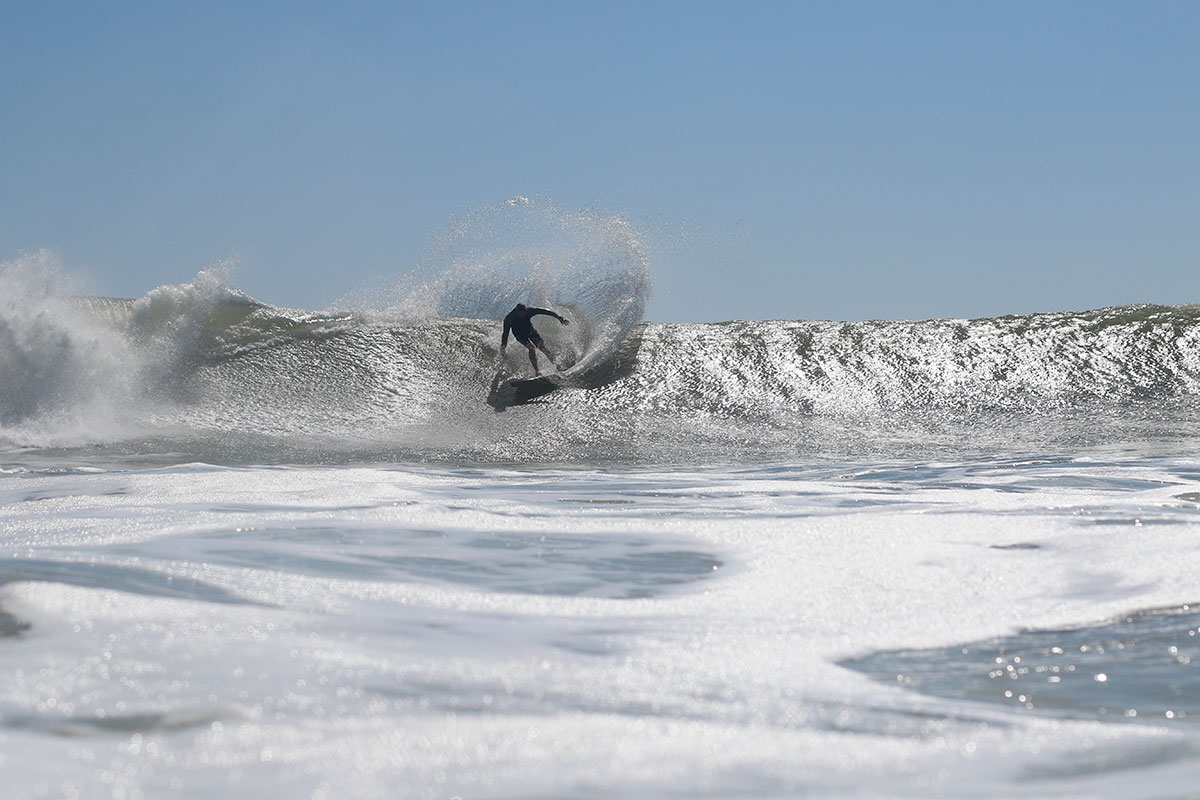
{"left": 2, "top": 457, "right": 1200, "bottom": 797}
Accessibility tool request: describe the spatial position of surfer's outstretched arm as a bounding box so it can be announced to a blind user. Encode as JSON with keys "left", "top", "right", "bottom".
{"left": 500, "top": 320, "right": 511, "bottom": 356}
{"left": 528, "top": 308, "right": 570, "bottom": 325}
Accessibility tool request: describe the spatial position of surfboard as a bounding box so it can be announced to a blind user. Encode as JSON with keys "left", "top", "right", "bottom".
{"left": 486, "top": 357, "right": 580, "bottom": 411}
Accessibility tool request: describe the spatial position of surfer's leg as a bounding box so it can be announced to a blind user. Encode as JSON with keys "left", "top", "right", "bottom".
{"left": 535, "top": 343, "right": 557, "bottom": 374}
{"left": 525, "top": 343, "right": 540, "bottom": 375}
{"left": 529, "top": 332, "right": 554, "bottom": 369}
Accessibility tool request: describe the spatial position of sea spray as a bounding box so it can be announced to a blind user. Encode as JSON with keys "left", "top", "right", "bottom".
{"left": 0, "top": 251, "right": 134, "bottom": 443}
{"left": 363, "top": 197, "right": 652, "bottom": 371}
{"left": 0, "top": 256, "right": 340, "bottom": 447}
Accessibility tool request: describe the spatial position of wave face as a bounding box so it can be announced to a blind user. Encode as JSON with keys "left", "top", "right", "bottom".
{"left": 3, "top": 246, "right": 1200, "bottom": 465}
{"left": 631, "top": 305, "right": 1200, "bottom": 415}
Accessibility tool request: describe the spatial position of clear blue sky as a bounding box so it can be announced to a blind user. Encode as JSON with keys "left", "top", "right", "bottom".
{"left": 2, "top": 1, "right": 1197, "bottom": 322}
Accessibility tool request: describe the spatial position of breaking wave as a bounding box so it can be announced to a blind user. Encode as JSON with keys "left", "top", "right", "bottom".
{"left": 3, "top": 208, "right": 1199, "bottom": 465}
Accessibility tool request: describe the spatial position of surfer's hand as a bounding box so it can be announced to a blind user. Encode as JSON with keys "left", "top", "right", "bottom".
{"left": 561, "top": 317, "right": 571, "bottom": 325}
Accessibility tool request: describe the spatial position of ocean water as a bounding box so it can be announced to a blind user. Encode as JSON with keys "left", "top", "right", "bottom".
{"left": 4, "top": 203, "right": 1200, "bottom": 798}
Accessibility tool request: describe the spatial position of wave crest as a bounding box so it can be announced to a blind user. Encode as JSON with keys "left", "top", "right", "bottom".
{"left": 0, "top": 251, "right": 134, "bottom": 439}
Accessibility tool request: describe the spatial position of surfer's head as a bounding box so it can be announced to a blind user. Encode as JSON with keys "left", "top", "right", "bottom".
{"left": 514, "top": 303, "right": 528, "bottom": 315}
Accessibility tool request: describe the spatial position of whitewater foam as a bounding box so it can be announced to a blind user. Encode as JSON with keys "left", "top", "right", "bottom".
{"left": 3, "top": 458, "right": 1200, "bottom": 797}
{"left": 0, "top": 251, "right": 138, "bottom": 445}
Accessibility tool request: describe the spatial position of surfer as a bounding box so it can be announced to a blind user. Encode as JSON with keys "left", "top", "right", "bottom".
{"left": 501, "top": 303, "right": 570, "bottom": 375}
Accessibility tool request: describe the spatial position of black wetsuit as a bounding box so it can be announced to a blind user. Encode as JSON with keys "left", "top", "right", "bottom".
{"left": 501, "top": 306, "right": 564, "bottom": 348}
